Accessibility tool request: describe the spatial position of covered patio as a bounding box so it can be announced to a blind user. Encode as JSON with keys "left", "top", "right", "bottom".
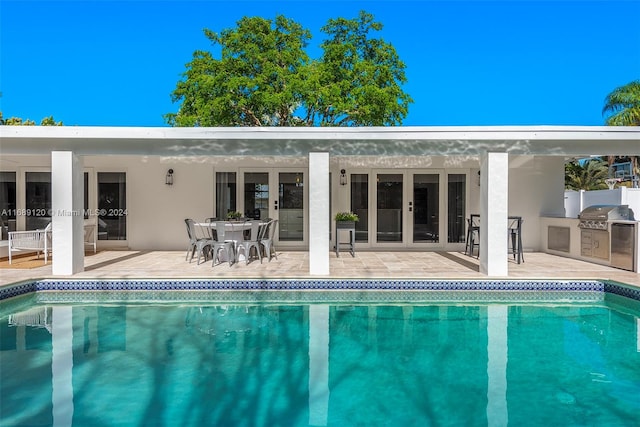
{"left": 1, "top": 125, "right": 639, "bottom": 280}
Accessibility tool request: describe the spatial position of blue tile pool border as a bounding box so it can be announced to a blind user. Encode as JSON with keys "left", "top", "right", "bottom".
{"left": 1, "top": 278, "right": 638, "bottom": 303}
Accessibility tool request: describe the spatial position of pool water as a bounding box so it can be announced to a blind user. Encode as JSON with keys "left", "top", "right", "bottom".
{"left": 1, "top": 293, "right": 639, "bottom": 426}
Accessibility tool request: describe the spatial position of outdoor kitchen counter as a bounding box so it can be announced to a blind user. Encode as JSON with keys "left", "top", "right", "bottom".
{"left": 540, "top": 216, "right": 639, "bottom": 272}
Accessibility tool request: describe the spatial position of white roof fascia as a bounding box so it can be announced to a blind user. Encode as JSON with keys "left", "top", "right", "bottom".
{"left": 1, "top": 125, "right": 638, "bottom": 157}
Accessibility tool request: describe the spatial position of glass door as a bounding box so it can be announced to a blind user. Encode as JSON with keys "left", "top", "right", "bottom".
{"left": 447, "top": 173, "right": 467, "bottom": 243}
{"left": 97, "top": 172, "right": 127, "bottom": 240}
{"left": 372, "top": 170, "right": 448, "bottom": 248}
{"left": 350, "top": 173, "right": 369, "bottom": 242}
{"left": 243, "top": 172, "right": 269, "bottom": 220}
{"left": 375, "top": 173, "right": 403, "bottom": 243}
{"left": 411, "top": 173, "right": 440, "bottom": 244}
{"left": 278, "top": 172, "right": 305, "bottom": 243}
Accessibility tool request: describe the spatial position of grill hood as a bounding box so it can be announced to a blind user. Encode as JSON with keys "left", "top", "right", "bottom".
{"left": 578, "top": 205, "right": 633, "bottom": 221}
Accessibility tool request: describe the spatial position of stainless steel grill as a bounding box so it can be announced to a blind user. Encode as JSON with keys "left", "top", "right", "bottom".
{"left": 577, "top": 205, "right": 636, "bottom": 271}
{"left": 578, "top": 205, "right": 632, "bottom": 229}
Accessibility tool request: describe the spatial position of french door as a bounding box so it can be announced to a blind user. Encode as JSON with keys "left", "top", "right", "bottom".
{"left": 366, "top": 169, "right": 465, "bottom": 248}
{"left": 219, "top": 168, "right": 306, "bottom": 247}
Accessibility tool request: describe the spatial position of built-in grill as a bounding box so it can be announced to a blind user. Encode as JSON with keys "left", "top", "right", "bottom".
{"left": 578, "top": 205, "right": 636, "bottom": 269}
{"left": 578, "top": 205, "right": 632, "bottom": 229}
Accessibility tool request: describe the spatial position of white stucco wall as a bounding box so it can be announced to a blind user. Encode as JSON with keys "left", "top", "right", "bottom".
{"left": 507, "top": 156, "right": 566, "bottom": 251}
{"left": 1, "top": 153, "right": 565, "bottom": 252}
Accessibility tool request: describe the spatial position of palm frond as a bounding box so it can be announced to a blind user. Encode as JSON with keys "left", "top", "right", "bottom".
{"left": 602, "top": 80, "right": 640, "bottom": 126}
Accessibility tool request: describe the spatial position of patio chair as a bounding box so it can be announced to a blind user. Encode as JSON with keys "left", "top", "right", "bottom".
{"left": 260, "top": 219, "right": 278, "bottom": 261}
{"left": 235, "top": 221, "right": 263, "bottom": 264}
{"left": 211, "top": 221, "right": 235, "bottom": 267}
{"left": 8, "top": 222, "right": 52, "bottom": 264}
{"left": 184, "top": 218, "right": 213, "bottom": 265}
{"left": 204, "top": 217, "right": 221, "bottom": 240}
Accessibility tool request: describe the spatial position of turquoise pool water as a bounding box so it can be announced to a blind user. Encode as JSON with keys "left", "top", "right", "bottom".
{"left": 1, "top": 291, "right": 639, "bottom": 426}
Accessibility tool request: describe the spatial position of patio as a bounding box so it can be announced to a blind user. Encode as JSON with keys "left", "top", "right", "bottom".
{"left": 1, "top": 250, "right": 639, "bottom": 288}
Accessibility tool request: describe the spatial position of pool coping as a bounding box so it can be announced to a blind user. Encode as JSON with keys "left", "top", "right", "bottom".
{"left": 1, "top": 278, "right": 639, "bottom": 304}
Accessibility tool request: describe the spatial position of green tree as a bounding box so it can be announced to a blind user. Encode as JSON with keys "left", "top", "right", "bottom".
{"left": 165, "top": 11, "right": 412, "bottom": 127}
{"left": 0, "top": 112, "right": 63, "bottom": 125}
{"left": 305, "top": 11, "right": 412, "bottom": 126}
{"left": 602, "top": 80, "right": 640, "bottom": 181}
{"left": 565, "top": 158, "right": 609, "bottom": 191}
{"left": 602, "top": 80, "right": 640, "bottom": 126}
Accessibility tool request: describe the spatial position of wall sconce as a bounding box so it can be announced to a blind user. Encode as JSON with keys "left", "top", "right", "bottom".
{"left": 295, "top": 173, "right": 302, "bottom": 187}
{"left": 340, "top": 169, "right": 347, "bottom": 186}
{"left": 166, "top": 169, "right": 174, "bottom": 186}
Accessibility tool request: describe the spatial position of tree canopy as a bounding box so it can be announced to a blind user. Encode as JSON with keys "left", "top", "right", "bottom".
{"left": 0, "top": 112, "right": 63, "bottom": 126}
{"left": 165, "top": 11, "right": 412, "bottom": 127}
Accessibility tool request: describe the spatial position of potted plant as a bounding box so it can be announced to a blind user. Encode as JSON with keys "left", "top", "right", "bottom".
{"left": 335, "top": 211, "right": 359, "bottom": 229}
{"left": 226, "top": 211, "right": 243, "bottom": 221}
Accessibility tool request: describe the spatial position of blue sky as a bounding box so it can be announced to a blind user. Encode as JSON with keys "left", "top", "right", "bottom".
{"left": 2, "top": 0, "right": 639, "bottom": 127}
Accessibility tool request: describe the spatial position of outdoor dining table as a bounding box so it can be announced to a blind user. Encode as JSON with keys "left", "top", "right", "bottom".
{"left": 465, "top": 215, "right": 524, "bottom": 264}
{"left": 196, "top": 220, "right": 262, "bottom": 262}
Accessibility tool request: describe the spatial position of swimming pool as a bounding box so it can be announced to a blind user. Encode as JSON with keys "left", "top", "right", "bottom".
{"left": 1, "top": 279, "right": 639, "bottom": 426}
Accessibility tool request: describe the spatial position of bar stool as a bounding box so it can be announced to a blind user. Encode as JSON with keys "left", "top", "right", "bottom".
{"left": 465, "top": 217, "right": 480, "bottom": 257}
{"left": 508, "top": 216, "right": 524, "bottom": 264}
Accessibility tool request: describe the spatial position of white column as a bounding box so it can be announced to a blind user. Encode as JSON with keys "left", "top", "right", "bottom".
{"left": 52, "top": 151, "right": 84, "bottom": 275}
{"left": 308, "top": 305, "right": 330, "bottom": 426}
{"left": 486, "top": 305, "right": 508, "bottom": 427}
{"left": 52, "top": 306, "right": 74, "bottom": 427}
{"left": 309, "top": 152, "right": 330, "bottom": 275}
{"left": 479, "top": 152, "right": 508, "bottom": 276}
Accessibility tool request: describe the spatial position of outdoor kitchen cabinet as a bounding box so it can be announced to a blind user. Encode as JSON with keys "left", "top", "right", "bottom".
{"left": 581, "top": 229, "right": 609, "bottom": 260}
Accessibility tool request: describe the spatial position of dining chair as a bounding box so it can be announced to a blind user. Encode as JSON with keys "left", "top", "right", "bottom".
{"left": 184, "top": 218, "right": 214, "bottom": 265}
{"left": 205, "top": 217, "right": 220, "bottom": 240}
{"left": 235, "top": 221, "right": 263, "bottom": 264}
{"left": 211, "top": 221, "right": 235, "bottom": 266}
{"left": 260, "top": 219, "right": 278, "bottom": 261}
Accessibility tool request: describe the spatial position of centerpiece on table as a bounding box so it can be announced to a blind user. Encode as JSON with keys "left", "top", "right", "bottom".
{"left": 335, "top": 211, "right": 359, "bottom": 229}
{"left": 226, "top": 211, "right": 243, "bottom": 221}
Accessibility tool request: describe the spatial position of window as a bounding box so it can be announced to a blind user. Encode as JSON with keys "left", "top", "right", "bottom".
{"left": 25, "top": 172, "right": 51, "bottom": 230}
{"left": 0, "top": 172, "right": 16, "bottom": 238}
{"left": 216, "top": 172, "right": 237, "bottom": 219}
{"left": 0, "top": 172, "right": 16, "bottom": 220}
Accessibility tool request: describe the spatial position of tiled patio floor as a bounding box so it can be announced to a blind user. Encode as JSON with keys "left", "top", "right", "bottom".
{"left": 1, "top": 250, "right": 639, "bottom": 288}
